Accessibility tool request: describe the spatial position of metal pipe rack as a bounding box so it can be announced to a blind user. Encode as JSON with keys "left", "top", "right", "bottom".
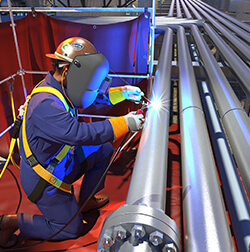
{"left": 191, "top": 23, "right": 250, "bottom": 202}
{"left": 98, "top": 0, "right": 250, "bottom": 251}
{"left": 196, "top": 0, "right": 250, "bottom": 32}
{"left": 188, "top": 0, "right": 250, "bottom": 60}
{"left": 1, "top": 0, "right": 250, "bottom": 251}
{"left": 202, "top": 23, "right": 250, "bottom": 98}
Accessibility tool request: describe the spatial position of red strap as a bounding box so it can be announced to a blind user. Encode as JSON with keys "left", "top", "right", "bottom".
{"left": 133, "top": 17, "right": 140, "bottom": 73}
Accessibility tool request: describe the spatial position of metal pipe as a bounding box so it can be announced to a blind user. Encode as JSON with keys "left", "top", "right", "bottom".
{"left": 192, "top": 0, "right": 250, "bottom": 43}
{"left": 7, "top": 0, "right": 27, "bottom": 98}
{"left": 0, "top": 123, "right": 14, "bottom": 138}
{"left": 24, "top": 71, "right": 151, "bottom": 79}
{"left": 168, "top": 0, "right": 175, "bottom": 17}
{"left": 176, "top": 0, "right": 182, "bottom": 18}
{"left": 178, "top": 26, "right": 234, "bottom": 252}
{"left": 180, "top": 0, "right": 192, "bottom": 19}
{"left": 109, "top": 73, "right": 150, "bottom": 79}
{"left": 0, "top": 73, "right": 18, "bottom": 86}
{"left": 203, "top": 23, "right": 250, "bottom": 98}
{"left": 199, "top": 80, "right": 250, "bottom": 252}
{"left": 191, "top": 23, "right": 250, "bottom": 199}
{"left": 97, "top": 28, "right": 180, "bottom": 252}
{"left": 188, "top": 0, "right": 250, "bottom": 60}
{"left": 196, "top": 0, "right": 250, "bottom": 33}
{"left": 183, "top": 0, "right": 202, "bottom": 20}
{"left": 78, "top": 114, "right": 115, "bottom": 118}
{"left": 4, "top": 70, "right": 151, "bottom": 79}
{"left": 23, "top": 70, "right": 48, "bottom": 75}
{"left": 0, "top": 6, "right": 152, "bottom": 14}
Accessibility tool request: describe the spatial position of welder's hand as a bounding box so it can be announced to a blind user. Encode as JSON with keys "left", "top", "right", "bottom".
{"left": 124, "top": 111, "right": 144, "bottom": 132}
{"left": 121, "top": 85, "right": 144, "bottom": 102}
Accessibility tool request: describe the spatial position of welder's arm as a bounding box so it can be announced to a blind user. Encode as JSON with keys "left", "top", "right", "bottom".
{"left": 108, "top": 111, "right": 144, "bottom": 141}
{"left": 108, "top": 85, "right": 144, "bottom": 105}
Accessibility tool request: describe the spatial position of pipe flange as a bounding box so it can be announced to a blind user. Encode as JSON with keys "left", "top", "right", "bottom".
{"left": 97, "top": 204, "right": 180, "bottom": 251}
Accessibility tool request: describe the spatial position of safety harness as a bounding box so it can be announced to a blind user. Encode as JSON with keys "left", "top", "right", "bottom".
{"left": 0, "top": 84, "right": 76, "bottom": 202}
{"left": 22, "top": 86, "right": 75, "bottom": 202}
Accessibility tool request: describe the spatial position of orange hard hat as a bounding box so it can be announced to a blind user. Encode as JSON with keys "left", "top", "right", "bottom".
{"left": 46, "top": 37, "right": 97, "bottom": 62}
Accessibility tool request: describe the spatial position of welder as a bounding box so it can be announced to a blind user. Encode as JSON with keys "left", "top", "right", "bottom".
{"left": 0, "top": 37, "right": 144, "bottom": 247}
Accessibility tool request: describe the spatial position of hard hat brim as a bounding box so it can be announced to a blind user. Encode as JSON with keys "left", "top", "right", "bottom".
{"left": 45, "top": 53, "right": 65, "bottom": 61}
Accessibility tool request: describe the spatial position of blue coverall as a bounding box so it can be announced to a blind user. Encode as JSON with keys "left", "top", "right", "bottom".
{"left": 18, "top": 71, "right": 115, "bottom": 240}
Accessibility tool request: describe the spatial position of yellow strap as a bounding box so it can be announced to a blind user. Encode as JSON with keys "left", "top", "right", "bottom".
{"left": 55, "top": 145, "right": 71, "bottom": 162}
{"left": 22, "top": 87, "right": 72, "bottom": 193}
{"left": 32, "top": 163, "right": 72, "bottom": 193}
{"left": 108, "top": 116, "right": 129, "bottom": 141}
{"left": 30, "top": 86, "right": 71, "bottom": 162}
{"left": 31, "top": 87, "right": 70, "bottom": 111}
{"left": 109, "top": 87, "right": 126, "bottom": 105}
{"left": 10, "top": 91, "right": 16, "bottom": 122}
{"left": 0, "top": 138, "right": 16, "bottom": 179}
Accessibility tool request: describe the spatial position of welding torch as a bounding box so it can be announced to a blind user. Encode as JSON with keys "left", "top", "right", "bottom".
{"left": 119, "top": 98, "right": 150, "bottom": 152}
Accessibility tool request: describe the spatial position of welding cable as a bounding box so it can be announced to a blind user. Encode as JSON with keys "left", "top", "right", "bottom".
{"left": 0, "top": 131, "right": 131, "bottom": 252}
{"left": 120, "top": 131, "right": 139, "bottom": 152}
{"left": 0, "top": 161, "right": 22, "bottom": 214}
{"left": 6, "top": 167, "right": 22, "bottom": 214}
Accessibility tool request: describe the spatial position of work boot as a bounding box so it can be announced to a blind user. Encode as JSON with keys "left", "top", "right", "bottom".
{"left": 0, "top": 214, "right": 19, "bottom": 248}
{"left": 80, "top": 193, "right": 109, "bottom": 213}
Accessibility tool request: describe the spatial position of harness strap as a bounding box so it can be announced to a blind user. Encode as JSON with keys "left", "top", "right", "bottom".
{"left": 23, "top": 86, "right": 73, "bottom": 198}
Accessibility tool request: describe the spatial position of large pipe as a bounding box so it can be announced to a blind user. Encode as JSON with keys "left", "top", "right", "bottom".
{"left": 97, "top": 28, "right": 180, "bottom": 252}
{"left": 202, "top": 23, "right": 250, "bottom": 98}
{"left": 188, "top": 0, "right": 250, "bottom": 60}
{"left": 199, "top": 81, "right": 250, "bottom": 252}
{"left": 178, "top": 26, "right": 234, "bottom": 252}
{"left": 196, "top": 0, "right": 250, "bottom": 33}
{"left": 192, "top": 0, "right": 250, "bottom": 43}
{"left": 125, "top": 30, "right": 172, "bottom": 210}
{"left": 191, "top": 23, "right": 250, "bottom": 199}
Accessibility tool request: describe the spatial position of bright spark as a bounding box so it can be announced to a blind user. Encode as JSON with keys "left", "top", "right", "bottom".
{"left": 147, "top": 89, "right": 170, "bottom": 113}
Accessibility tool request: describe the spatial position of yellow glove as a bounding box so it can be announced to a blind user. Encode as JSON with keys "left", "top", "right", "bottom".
{"left": 109, "top": 85, "right": 144, "bottom": 105}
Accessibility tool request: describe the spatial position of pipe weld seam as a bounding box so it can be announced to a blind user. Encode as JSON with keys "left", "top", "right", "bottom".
{"left": 221, "top": 107, "right": 245, "bottom": 120}
{"left": 180, "top": 105, "right": 203, "bottom": 114}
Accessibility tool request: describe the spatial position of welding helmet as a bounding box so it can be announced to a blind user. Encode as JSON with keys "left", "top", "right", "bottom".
{"left": 66, "top": 53, "right": 111, "bottom": 108}
{"left": 46, "top": 37, "right": 97, "bottom": 62}
{"left": 46, "top": 37, "right": 111, "bottom": 109}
